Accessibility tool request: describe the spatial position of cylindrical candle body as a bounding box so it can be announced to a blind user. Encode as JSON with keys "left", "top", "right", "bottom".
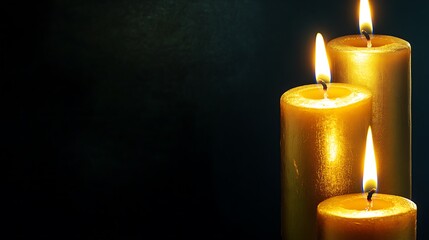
{"left": 317, "top": 193, "right": 417, "bottom": 240}
{"left": 280, "top": 83, "right": 372, "bottom": 240}
{"left": 327, "top": 35, "right": 411, "bottom": 198}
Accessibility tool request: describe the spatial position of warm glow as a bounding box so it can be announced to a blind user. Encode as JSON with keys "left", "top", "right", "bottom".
{"left": 315, "top": 33, "right": 331, "bottom": 83}
{"left": 359, "top": 0, "right": 373, "bottom": 34}
{"left": 363, "top": 126, "right": 377, "bottom": 192}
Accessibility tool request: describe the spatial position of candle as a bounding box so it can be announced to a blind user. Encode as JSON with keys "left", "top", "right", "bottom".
{"left": 327, "top": 0, "right": 411, "bottom": 198}
{"left": 280, "top": 33, "right": 372, "bottom": 240}
{"left": 317, "top": 194, "right": 417, "bottom": 240}
{"left": 317, "top": 127, "right": 417, "bottom": 240}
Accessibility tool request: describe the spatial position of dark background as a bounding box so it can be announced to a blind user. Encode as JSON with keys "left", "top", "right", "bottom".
{"left": 3, "top": 0, "right": 428, "bottom": 239}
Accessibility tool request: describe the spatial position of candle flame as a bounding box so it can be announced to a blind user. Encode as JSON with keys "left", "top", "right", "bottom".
{"left": 359, "top": 0, "right": 373, "bottom": 34}
{"left": 315, "top": 33, "right": 331, "bottom": 83}
{"left": 363, "top": 126, "right": 377, "bottom": 192}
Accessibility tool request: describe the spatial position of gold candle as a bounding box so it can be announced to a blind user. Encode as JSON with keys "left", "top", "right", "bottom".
{"left": 317, "top": 193, "right": 417, "bottom": 240}
{"left": 317, "top": 127, "right": 417, "bottom": 240}
{"left": 327, "top": 0, "right": 411, "bottom": 198}
{"left": 280, "top": 34, "right": 372, "bottom": 240}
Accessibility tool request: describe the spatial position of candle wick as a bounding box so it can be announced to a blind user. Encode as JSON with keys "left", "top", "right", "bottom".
{"left": 361, "top": 30, "right": 372, "bottom": 48}
{"left": 318, "top": 80, "right": 328, "bottom": 91}
{"left": 365, "top": 188, "right": 376, "bottom": 211}
{"left": 367, "top": 188, "right": 376, "bottom": 201}
{"left": 317, "top": 80, "right": 328, "bottom": 99}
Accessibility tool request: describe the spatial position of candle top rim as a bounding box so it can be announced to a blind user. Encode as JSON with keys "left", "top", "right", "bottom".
{"left": 327, "top": 35, "right": 410, "bottom": 53}
{"left": 318, "top": 193, "right": 417, "bottom": 219}
{"left": 281, "top": 83, "right": 371, "bottom": 109}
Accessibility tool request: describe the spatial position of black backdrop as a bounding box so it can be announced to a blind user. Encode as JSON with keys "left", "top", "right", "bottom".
{"left": 4, "top": 1, "right": 429, "bottom": 239}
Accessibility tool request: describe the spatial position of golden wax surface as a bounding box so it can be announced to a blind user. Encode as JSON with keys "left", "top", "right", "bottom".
{"left": 328, "top": 35, "right": 409, "bottom": 52}
{"left": 327, "top": 35, "right": 411, "bottom": 198}
{"left": 317, "top": 193, "right": 417, "bottom": 240}
{"left": 285, "top": 83, "right": 371, "bottom": 109}
{"left": 280, "top": 83, "right": 372, "bottom": 240}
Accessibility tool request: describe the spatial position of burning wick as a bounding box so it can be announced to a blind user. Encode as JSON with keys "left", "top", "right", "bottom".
{"left": 318, "top": 80, "right": 328, "bottom": 99}
{"left": 367, "top": 188, "right": 376, "bottom": 201}
{"left": 366, "top": 188, "right": 376, "bottom": 211}
{"left": 318, "top": 80, "right": 328, "bottom": 91}
{"left": 361, "top": 30, "right": 372, "bottom": 48}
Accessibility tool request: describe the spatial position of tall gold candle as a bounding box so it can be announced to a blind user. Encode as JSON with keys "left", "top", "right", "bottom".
{"left": 280, "top": 34, "right": 372, "bottom": 240}
{"left": 327, "top": 0, "right": 411, "bottom": 198}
